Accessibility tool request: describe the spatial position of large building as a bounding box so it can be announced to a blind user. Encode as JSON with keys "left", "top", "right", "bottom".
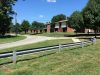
{"left": 44, "top": 20, "right": 74, "bottom": 33}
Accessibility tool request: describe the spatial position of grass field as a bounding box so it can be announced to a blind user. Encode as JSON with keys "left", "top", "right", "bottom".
{"left": 0, "top": 39, "right": 100, "bottom": 75}
{"left": 37, "top": 32, "right": 99, "bottom": 38}
{"left": 0, "top": 35, "right": 26, "bottom": 44}
{"left": 37, "top": 32, "right": 74, "bottom": 37}
{"left": 0, "top": 39, "right": 73, "bottom": 53}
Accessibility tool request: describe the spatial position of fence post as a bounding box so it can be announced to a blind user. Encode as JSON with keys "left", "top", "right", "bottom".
{"left": 92, "top": 38, "right": 96, "bottom": 44}
{"left": 81, "top": 42, "right": 84, "bottom": 48}
{"left": 13, "top": 50, "right": 17, "bottom": 64}
{"left": 59, "top": 44, "right": 62, "bottom": 52}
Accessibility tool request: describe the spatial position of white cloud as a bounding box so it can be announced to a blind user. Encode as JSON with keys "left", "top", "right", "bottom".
{"left": 47, "top": 0, "right": 56, "bottom": 3}
{"left": 39, "top": 15, "right": 45, "bottom": 18}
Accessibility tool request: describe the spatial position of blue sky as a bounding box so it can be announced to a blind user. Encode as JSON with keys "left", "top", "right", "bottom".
{"left": 13, "top": 0, "right": 88, "bottom": 24}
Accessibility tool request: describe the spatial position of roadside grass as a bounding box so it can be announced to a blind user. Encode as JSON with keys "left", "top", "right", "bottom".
{"left": 0, "top": 39, "right": 100, "bottom": 75}
{"left": 36, "top": 32, "right": 98, "bottom": 38}
{"left": 0, "top": 35, "right": 26, "bottom": 44}
{"left": 37, "top": 32, "right": 74, "bottom": 37}
{"left": 0, "top": 39, "right": 73, "bottom": 53}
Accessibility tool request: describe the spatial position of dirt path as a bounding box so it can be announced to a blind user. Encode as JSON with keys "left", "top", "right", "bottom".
{"left": 0, "top": 35, "right": 73, "bottom": 50}
{"left": 72, "top": 38, "right": 81, "bottom": 42}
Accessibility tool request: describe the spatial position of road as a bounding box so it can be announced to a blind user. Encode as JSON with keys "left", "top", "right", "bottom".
{"left": 0, "top": 35, "right": 76, "bottom": 50}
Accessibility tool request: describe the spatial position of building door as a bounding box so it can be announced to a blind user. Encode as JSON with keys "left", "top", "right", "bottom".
{"left": 63, "top": 28, "right": 67, "bottom": 32}
{"left": 55, "top": 28, "right": 58, "bottom": 32}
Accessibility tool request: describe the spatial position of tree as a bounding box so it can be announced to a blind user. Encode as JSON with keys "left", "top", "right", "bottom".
{"left": 0, "top": 0, "right": 17, "bottom": 36}
{"left": 9, "top": 22, "right": 14, "bottom": 33}
{"left": 21, "top": 20, "right": 30, "bottom": 34}
{"left": 31, "top": 21, "right": 44, "bottom": 34}
{"left": 31, "top": 21, "right": 38, "bottom": 33}
{"left": 51, "top": 14, "right": 66, "bottom": 23}
{"left": 15, "top": 23, "right": 22, "bottom": 35}
{"left": 9, "top": 23, "right": 22, "bottom": 36}
{"left": 82, "top": 0, "right": 100, "bottom": 37}
{"left": 69, "top": 11, "right": 84, "bottom": 33}
{"left": 38, "top": 23, "right": 44, "bottom": 31}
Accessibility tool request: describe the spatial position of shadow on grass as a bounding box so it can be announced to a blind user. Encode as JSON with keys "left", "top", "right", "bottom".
{"left": 0, "top": 35, "right": 17, "bottom": 39}
{"left": 70, "top": 45, "right": 90, "bottom": 50}
{"left": 77, "top": 37, "right": 100, "bottom": 40}
{"left": 64, "top": 33, "right": 100, "bottom": 37}
{"left": 0, "top": 52, "right": 56, "bottom": 66}
{"left": 0, "top": 45, "right": 91, "bottom": 66}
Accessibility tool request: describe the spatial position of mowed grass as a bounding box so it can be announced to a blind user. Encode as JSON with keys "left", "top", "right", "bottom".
{"left": 0, "top": 35, "right": 26, "bottom": 44}
{"left": 0, "top": 39, "right": 73, "bottom": 53}
{"left": 37, "top": 32, "right": 74, "bottom": 37}
{"left": 0, "top": 39, "right": 100, "bottom": 75}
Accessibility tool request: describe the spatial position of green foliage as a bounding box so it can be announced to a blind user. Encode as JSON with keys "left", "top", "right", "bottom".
{"left": 0, "top": 0, "right": 17, "bottom": 36}
{"left": 32, "top": 21, "right": 38, "bottom": 30}
{"left": 51, "top": 14, "right": 66, "bottom": 23}
{"left": 31, "top": 21, "right": 44, "bottom": 32}
{"left": 82, "top": 0, "right": 100, "bottom": 30}
{"left": 15, "top": 23, "right": 22, "bottom": 34}
{"left": 21, "top": 20, "right": 30, "bottom": 34}
{"left": 69, "top": 11, "right": 84, "bottom": 32}
{"left": 82, "top": 0, "right": 100, "bottom": 37}
{"left": 9, "top": 22, "right": 14, "bottom": 32}
{"left": 9, "top": 23, "right": 22, "bottom": 34}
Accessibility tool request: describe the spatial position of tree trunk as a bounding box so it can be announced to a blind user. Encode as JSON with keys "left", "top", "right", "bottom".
{"left": 88, "top": 30, "right": 89, "bottom": 35}
{"left": 1, "top": 32, "right": 6, "bottom": 36}
{"left": 75, "top": 31, "right": 77, "bottom": 36}
{"left": 36, "top": 30, "right": 38, "bottom": 34}
{"left": 31, "top": 30, "right": 32, "bottom": 33}
{"left": 15, "top": 31, "right": 18, "bottom": 36}
{"left": 15, "top": 29, "right": 18, "bottom": 36}
{"left": 25, "top": 30, "right": 26, "bottom": 34}
{"left": 94, "top": 29, "right": 97, "bottom": 38}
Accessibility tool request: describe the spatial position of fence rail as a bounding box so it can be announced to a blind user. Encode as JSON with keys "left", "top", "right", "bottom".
{"left": 0, "top": 38, "right": 96, "bottom": 64}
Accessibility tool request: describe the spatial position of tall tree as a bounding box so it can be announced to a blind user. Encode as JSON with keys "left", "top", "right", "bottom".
{"left": 0, "top": 0, "right": 17, "bottom": 36}
{"left": 21, "top": 20, "right": 30, "bottom": 34}
{"left": 38, "top": 22, "right": 44, "bottom": 31}
{"left": 9, "top": 23, "right": 22, "bottom": 36}
{"left": 15, "top": 23, "right": 22, "bottom": 35}
{"left": 82, "top": 0, "right": 100, "bottom": 37}
{"left": 31, "top": 21, "right": 44, "bottom": 34}
{"left": 51, "top": 14, "right": 66, "bottom": 23}
{"left": 69, "top": 11, "right": 84, "bottom": 33}
{"left": 9, "top": 22, "right": 14, "bottom": 33}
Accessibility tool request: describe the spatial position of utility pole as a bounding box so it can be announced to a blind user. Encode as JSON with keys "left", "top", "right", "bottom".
{"left": 15, "top": 12, "right": 17, "bottom": 36}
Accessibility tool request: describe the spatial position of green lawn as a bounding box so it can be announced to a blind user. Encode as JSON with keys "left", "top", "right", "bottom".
{"left": 37, "top": 32, "right": 99, "bottom": 38}
{"left": 37, "top": 32, "right": 74, "bottom": 37}
{"left": 0, "top": 39, "right": 100, "bottom": 75}
{"left": 0, "top": 35, "right": 26, "bottom": 44}
{"left": 0, "top": 39, "right": 73, "bottom": 53}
